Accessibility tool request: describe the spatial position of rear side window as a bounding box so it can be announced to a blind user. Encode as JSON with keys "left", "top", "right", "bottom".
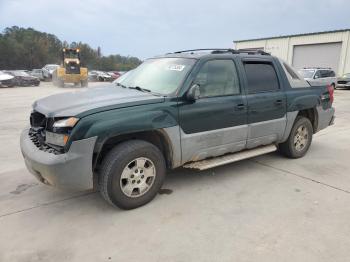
{"left": 243, "top": 62, "right": 279, "bottom": 93}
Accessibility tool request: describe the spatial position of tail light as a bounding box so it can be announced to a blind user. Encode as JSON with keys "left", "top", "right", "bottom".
{"left": 327, "top": 85, "right": 334, "bottom": 104}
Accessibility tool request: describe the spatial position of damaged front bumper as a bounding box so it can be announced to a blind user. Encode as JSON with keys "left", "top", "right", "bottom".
{"left": 20, "top": 129, "right": 97, "bottom": 191}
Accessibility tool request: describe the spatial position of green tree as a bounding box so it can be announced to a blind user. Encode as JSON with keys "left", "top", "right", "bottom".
{"left": 0, "top": 26, "right": 142, "bottom": 71}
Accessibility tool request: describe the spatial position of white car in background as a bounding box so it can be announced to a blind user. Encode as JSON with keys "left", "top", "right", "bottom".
{"left": 0, "top": 71, "right": 15, "bottom": 87}
{"left": 88, "top": 70, "right": 113, "bottom": 82}
{"left": 42, "top": 64, "right": 59, "bottom": 80}
{"left": 30, "top": 69, "right": 45, "bottom": 80}
{"left": 298, "top": 68, "right": 337, "bottom": 88}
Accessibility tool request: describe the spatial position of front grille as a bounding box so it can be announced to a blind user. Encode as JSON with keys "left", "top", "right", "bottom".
{"left": 30, "top": 111, "right": 46, "bottom": 128}
{"left": 337, "top": 80, "right": 348, "bottom": 84}
{"left": 28, "top": 128, "right": 62, "bottom": 155}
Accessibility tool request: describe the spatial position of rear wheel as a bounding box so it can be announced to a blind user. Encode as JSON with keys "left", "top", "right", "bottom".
{"left": 99, "top": 140, "right": 166, "bottom": 209}
{"left": 279, "top": 116, "right": 313, "bottom": 158}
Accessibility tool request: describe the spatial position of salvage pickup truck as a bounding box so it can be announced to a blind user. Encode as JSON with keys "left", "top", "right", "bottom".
{"left": 20, "top": 49, "right": 335, "bottom": 209}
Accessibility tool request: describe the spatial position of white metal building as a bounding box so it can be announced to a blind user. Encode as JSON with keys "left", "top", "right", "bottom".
{"left": 234, "top": 29, "right": 350, "bottom": 75}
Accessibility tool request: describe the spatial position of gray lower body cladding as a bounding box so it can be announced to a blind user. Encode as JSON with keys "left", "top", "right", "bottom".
{"left": 20, "top": 129, "right": 97, "bottom": 191}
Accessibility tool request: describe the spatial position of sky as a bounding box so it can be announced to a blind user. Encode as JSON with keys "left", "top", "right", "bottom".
{"left": 0, "top": 0, "right": 349, "bottom": 59}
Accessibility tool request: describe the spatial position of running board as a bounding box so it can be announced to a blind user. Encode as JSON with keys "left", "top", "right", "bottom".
{"left": 183, "top": 144, "right": 277, "bottom": 170}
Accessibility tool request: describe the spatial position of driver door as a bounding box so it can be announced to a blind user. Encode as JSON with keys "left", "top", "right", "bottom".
{"left": 178, "top": 59, "right": 248, "bottom": 163}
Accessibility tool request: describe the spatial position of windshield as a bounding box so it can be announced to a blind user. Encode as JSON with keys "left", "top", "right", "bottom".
{"left": 120, "top": 58, "right": 196, "bottom": 95}
{"left": 64, "top": 52, "right": 79, "bottom": 59}
{"left": 298, "top": 69, "right": 315, "bottom": 79}
{"left": 343, "top": 73, "right": 350, "bottom": 78}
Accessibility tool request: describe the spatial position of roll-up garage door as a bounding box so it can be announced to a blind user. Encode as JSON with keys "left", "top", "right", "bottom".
{"left": 292, "top": 42, "right": 342, "bottom": 73}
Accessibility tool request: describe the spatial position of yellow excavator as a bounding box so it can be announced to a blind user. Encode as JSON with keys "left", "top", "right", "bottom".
{"left": 52, "top": 48, "right": 88, "bottom": 87}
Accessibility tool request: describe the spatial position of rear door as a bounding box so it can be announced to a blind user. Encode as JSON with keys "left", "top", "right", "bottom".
{"left": 240, "top": 58, "right": 287, "bottom": 148}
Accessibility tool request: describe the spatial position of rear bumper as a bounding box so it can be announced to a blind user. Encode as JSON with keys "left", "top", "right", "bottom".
{"left": 20, "top": 129, "right": 97, "bottom": 191}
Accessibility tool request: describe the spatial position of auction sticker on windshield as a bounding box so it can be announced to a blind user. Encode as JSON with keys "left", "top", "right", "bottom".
{"left": 166, "top": 65, "right": 185, "bottom": 71}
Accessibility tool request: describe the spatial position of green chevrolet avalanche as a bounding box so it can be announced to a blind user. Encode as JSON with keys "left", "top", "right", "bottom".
{"left": 20, "top": 49, "right": 335, "bottom": 209}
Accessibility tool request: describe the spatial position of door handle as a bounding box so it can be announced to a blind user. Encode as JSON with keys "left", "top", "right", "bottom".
{"left": 274, "top": 100, "right": 283, "bottom": 106}
{"left": 235, "top": 104, "right": 245, "bottom": 110}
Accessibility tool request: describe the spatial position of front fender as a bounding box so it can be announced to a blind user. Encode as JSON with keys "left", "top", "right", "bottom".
{"left": 67, "top": 100, "right": 179, "bottom": 151}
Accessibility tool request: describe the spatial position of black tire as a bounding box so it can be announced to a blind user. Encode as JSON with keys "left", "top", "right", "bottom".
{"left": 99, "top": 140, "right": 166, "bottom": 209}
{"left": 279, "top": 116, "right": 313, "bottom": 158}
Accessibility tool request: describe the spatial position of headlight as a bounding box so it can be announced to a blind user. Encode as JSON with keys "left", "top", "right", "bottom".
{"left": 53, "top": 117, "right": 79, "bottom": 128}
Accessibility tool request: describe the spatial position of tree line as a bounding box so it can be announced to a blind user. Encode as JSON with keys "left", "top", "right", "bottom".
{"left": 0, "top": 26, "right": 142, "bottom": 71}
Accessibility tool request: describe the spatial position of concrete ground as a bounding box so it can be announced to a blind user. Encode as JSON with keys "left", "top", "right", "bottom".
{"left": 0, "top": 82, "right": 349, "bottom": 262}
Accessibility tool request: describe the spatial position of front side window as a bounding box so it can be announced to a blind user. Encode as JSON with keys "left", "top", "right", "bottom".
{"left": 193, "top": 59, "right": 240, "bottom": 97}
{"left": 244, "top": 62, "right": 279, "bottom": 93}
{"left": 120, "top": 58, "right": 196, "bottom": 95}
{"left": 314, "top": 71, "right": 322, "bottom": 79}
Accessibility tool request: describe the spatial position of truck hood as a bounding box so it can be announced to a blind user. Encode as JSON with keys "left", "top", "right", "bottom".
{"left": 33, "top": 85, "right": 165, "bottom": 117}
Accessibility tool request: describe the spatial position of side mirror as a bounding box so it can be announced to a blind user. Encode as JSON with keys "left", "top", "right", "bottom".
{"left": 314, "top": 74, "right": 319, "bottom": 79}
{"left": 186, "top": 84, "right": 200, "bottom": 101}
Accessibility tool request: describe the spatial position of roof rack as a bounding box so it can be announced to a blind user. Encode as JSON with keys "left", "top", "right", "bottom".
{"left": 171, "top": 48, "right": 270, "bottom": 56}
{"left": 302, "top": 67, "right": 332, "bottom": 70}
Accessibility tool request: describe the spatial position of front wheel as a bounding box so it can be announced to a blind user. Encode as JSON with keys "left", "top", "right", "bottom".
{"left": 99, "top": 140, "right": 166, "bottom": 209}
{"left": 279, "top": 116, "right": 313, "bottom": 158}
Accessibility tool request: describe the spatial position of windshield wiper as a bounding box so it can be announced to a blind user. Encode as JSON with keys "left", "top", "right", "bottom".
{"left": 116, "top": 82, "right": 127, "bottom": 88}
{"left": 128, "top": 86, "right": 152, "bottom": 93}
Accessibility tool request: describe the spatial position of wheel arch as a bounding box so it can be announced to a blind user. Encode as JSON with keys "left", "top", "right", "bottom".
{"left": 93, "top": 129, "right": 177, "bottom": 174}
{"left": 297, "top": 108, "right": 318, "bottom": 133}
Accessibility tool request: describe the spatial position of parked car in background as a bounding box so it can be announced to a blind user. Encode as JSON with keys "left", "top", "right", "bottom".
{"left": 88, "top": 70, "right": 113, "bottom": 82}
{"left": 107, "top": 71, "right": 121, "bottom": 80}
{"left": 336, "top": 73, "right": 350, "bottom": 89}
{"left": 42, "top": 64, "right": 59, "bottom": 80}
{"left": 5, "top": 70, "right": 40, "bottom": 86}
{"left": 298, "top": 68, "right": 337, "bottom": 88}
{"left": 112, "top": 70, "right": 132, "bottom": 86}
{"left": 0, "top": 71, "right": 15, "bottom": 88}
{"left": 30, "top": 69, "right": 45, "bottom": 80}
